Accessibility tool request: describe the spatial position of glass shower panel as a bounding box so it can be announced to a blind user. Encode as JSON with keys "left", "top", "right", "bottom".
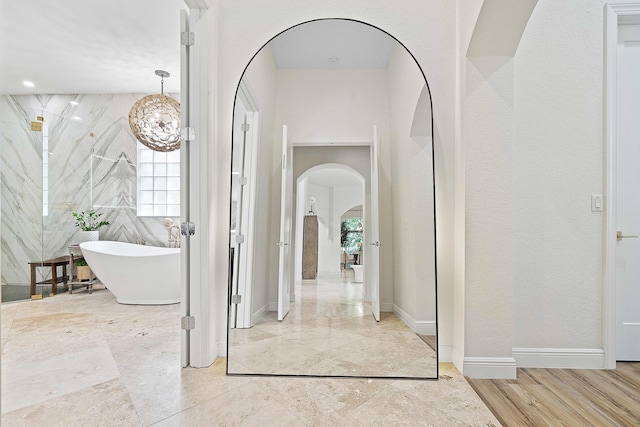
{"left": 0, "top": 104, "right": 45, "bottom": 301}
{"left": 41, "top": 110, "right": 92, "bottom": 268}
{"left": 0, "top": 100, "right": 95, "bottom": 302}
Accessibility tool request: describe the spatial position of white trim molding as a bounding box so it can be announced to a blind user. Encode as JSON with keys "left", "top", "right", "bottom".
{"left": 381, "top": 302, "right": 394, "bottom": 313}
{"left": 513, "top": 347, "right": 605, "bottom": 369}
{"left": 217, "top": 340, "right": 227, "bottom": 356}
{"left": 290, "top": 136, "right": 372, "bottom": 146}
{"left": 603, "top": 1, "right": 640, "bottom": 370}
{"left": 393, "top": 304, "right": 437, "bottom": 335}
{"left": 252, "top": 304, "right": 268, "bottom": 325}
{"left": 463, "top": 357, "right": 517, "bottom": 379}
{"left": 452, "top": 347, "right": 465, "bottom": 374}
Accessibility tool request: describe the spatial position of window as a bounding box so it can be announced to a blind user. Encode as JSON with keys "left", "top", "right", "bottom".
{"left": 340, "top": 218, "right": 363, "bottom": 254}
{"left": 137, "top": 143, "right": 180, "bottom": 217}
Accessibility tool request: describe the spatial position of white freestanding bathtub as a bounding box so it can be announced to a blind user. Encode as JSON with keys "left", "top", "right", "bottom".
{"left": 80, "top": 241, "right": 180, "bottom": 305}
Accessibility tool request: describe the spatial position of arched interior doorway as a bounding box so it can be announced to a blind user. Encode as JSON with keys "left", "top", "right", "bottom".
{"left": 293, "top": 164, "right": 365, "bottom": 296}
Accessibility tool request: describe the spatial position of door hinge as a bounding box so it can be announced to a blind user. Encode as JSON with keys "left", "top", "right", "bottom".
{"left": 241, "top": 123, "right": 250, "bottom": 132}
{"left": 181, "top": 222, "right": 196, "bottom": 236}
{"left": 239, "top": 176, "right": 248, "bottom": 186}
{"left": 181, "top": 31, "right": 195, "bottom": 46}
{"left": 181, "top": 127, "right": 195, "bottom": 142}
{"left": 181, "top": 316, "right": 195, "bottom": 330}
{"left": 236, "top": 234, "right": 245, "bottom": 244}
{"left": 231, "top": 294, "right": 242, "bottom": 304}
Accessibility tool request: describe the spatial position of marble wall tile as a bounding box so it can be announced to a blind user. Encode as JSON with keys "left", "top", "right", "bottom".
{"left": 1, "top": 93, "right": 180, "bottom": 287}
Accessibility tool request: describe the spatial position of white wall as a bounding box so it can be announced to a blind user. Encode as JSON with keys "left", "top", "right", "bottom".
{"left": 458, "top": 0, "right": 607, "bottom": 376}
{"left": 307, "top": 183, "right": 333, "bottom": 273}
{"left": 512, "top": 1, "right": 604, "bottom": 354}
{"left": 294, "top": 177, "right": 310, "bottom": 282}
{"left": 386, "top": 43, "right": 437, "bottom": 327}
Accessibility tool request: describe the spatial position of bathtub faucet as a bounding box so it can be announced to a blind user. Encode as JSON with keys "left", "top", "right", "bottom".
{"left": 163, "top": 218, "right": 181, "bottom": 248}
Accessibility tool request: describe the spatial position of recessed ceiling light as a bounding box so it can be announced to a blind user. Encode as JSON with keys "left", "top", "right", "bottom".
{"left": 22, "top": 80, "right": 35, "bottom": 87}
{"left": 69, "top": 101, "right": 79, "bottom": 106}
{"left": 72, "top": 116, "right": 82, "bottom": 121}
{"left": 328, "top": 56, "right": 339, "bottom": 65}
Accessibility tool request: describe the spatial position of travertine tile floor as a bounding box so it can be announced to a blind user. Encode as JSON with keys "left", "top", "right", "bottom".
{"left": 1, "top": 284, "right": 501, "bottom": 426}
{"left": 229, "top": 273, "right": 437, "bottom": 378}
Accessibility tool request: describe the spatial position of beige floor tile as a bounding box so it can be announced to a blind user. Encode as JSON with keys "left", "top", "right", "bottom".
{"left": 252, "top": 375, "right": 391, "bottom": 425}
{"left": 151, "top": 381, "right": 301, "bottom": 427}
{"left": 1, "top": 337, "right": 120, "bottom": 413}
{"left": 1, "top": 277, "right": 497, "bottom": 426}
{"left": 1, "top": 378, "right": 141, "bottom": 427}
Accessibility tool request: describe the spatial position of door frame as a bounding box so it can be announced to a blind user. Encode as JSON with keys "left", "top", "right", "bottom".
{"left": 277, "top": 124, "right": 293, "bottom": 321}
{"left": 231, "top": 83, "right": 260, "bottom": 328}
{"left": 603, "top": 1, "right": 640, "bottom": 369}
{"left": 289, "top": 139, "right": 378, "bottom": 308}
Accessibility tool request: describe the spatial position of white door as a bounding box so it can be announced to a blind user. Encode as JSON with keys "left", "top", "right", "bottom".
{"left": 370, "top": 126, "right": 381, "bottom": 321}
{"left": 616, "top": 24, "right": 640, "bottom": 361}
{"left": 230, "top": 96, "right": 257, "bottom": 329}
{"left": 278, "top": 125, "right": 293, "bottom": 321}
{"left": 229, "top": 99, "right": 245, "bottom": 328}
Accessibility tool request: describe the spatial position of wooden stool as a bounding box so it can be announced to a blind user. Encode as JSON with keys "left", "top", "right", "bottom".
{"left": 28, "top": 256, "right": 70, "bottom": 297}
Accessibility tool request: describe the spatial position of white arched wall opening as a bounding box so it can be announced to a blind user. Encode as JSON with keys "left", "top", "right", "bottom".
{"left": 292, "top": 163, "right": 366, "bottom": 297}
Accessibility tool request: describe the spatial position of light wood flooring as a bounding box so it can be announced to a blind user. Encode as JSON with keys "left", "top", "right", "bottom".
{"left": 467, "top": 363, "right": 640, "bottom": 426}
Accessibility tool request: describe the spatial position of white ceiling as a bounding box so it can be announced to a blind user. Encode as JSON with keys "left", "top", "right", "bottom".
{"left": 0, "top": 3, "right": 394, "bottom": 95}
{"left": 269, "top": 19, "right": 395, "bottom": 69}
{"left": 0, "top": 0, "right": 184, "bottom": 95}
{"left": 306, "top": 167, "right": 363, "bottom": 188}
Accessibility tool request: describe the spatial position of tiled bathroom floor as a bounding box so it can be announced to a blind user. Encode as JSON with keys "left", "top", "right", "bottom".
{"left": 229, "top": 272, "right": 437, "bottom": 378}
{"left": 1, "top": 284, "right": 500, "bottom": 426}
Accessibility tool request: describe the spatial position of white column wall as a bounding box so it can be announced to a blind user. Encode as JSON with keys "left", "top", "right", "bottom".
{"left": 387, "top": 43, "right": 438, "bottom": 327}
{"left": 512, "top": 1, "right": 605, "bottom": 361}
{"left": 306, "top": 184, "right": 332, "bottom": 273}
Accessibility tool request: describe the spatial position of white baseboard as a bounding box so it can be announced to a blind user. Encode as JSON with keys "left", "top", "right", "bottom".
{"left": 252, "top": 304, "right": 268, "bottom": 323}
{"left": 512, "top": 347, "right": 605, "bottom": 369}
{"left": 392, "top": 304, "right": 436, "bottom": 335}
{"left": 216, "top": 340, "right": 227, "bottom": 357}
{"left": 452, "top": 347, "right": 464, "bottom": 373}
{"left": 463, "top": 357, "right": 517, "bottom": 379}
{"left": 381, "top": 302, "right": 393, "bottom": 312}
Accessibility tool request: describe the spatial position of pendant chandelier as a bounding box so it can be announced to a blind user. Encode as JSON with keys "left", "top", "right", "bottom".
{"left": 128, "top": 70, "right": 181, "bottom": 152}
